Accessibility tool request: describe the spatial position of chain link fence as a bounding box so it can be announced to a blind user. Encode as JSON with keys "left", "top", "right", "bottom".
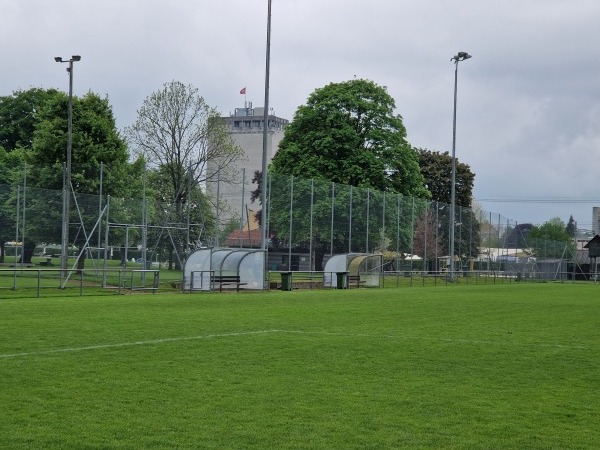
{"left": 0, "top": 164, "right": 593, "bottom": 288}
{"left": 219, "top": 171, "right": 590, "bottom": 281}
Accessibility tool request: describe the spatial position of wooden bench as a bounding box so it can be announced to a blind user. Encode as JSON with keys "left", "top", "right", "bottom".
{"left": 210, "top": 274, "right": 246, "bottom": 292}
{"left": 348, "top": 275, "right": 366, "bottom": 288}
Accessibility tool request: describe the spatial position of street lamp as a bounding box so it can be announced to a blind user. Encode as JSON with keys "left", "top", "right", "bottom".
{"left": 449, "top": 51, "right": 471, "bottom": 282}
{"left": 55, "top": 55, "right": 81, "bottom": 280}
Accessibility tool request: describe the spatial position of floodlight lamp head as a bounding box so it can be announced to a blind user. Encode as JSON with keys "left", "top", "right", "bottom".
{"left": 54, "top": 56, "right": 63, "bottom": 62}
{"left": 453, "top": 51, "right": 472, "bottom": 62}
{"left": 72, "top": 55, "right": 81, "bottom": 61}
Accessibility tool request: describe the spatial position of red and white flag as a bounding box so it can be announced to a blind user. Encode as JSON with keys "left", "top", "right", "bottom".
{"left": 239, "top": 87, "right": 246, "bottom": 95}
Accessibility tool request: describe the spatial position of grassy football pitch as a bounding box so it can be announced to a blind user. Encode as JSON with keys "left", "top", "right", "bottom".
{"left": 1, "top": 283, "right": 599, "bottom": 449}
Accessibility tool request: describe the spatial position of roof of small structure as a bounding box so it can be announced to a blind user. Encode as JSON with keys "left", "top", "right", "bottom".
{"left": 224, "top": 228, "right": 261, "bottom": 248}
{"left": 583, "top": 235, "right": 600, "bottom": 249}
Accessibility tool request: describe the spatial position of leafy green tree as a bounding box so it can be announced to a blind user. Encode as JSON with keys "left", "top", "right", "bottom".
{"left": 0, "top": 89, "right": 65, "bottom": 263}
{"left": 0, "top": 147, "right": 25, "bottom": 185}
{"left": 416, "top": 148, "right": 475, "bottom": 207}
{"left": 0, "top": 148, "right": 26, "bottom": 262}
{"left": 254, "top": 79, "right": 428, "bottom": 268}
{"left": 271, "top": 79, "right": 429, "bottom": 198}
{"left": 529, "top": 217, "right": 574, "bottom": 259}
{"left": 28, "top": 91, "right": 130, "bottom": 195}
{"left": 27, "top": 91, "right": 134, "bottom": 261}
{"left": 0, "top": 88, "right": 61, "bottom": 152}
{"left": 0, "top": 87, "right": 133, "bottom": 198}
{"left": 0, "top": 88, "right": 136, "bottom": 263}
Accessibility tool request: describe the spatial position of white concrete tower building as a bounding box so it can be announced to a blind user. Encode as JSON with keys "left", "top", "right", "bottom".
{"left": 206, "top": 103, "right": 288, "bottom": 232}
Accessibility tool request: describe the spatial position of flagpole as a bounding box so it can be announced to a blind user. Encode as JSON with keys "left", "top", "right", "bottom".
{"left": 240, "top": 86, "right": 247, "bottom": 108}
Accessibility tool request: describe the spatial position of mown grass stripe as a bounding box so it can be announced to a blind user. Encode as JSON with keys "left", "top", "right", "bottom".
{"left": 1, "top": 328, "right": 587, "bottom": 359}
{"left": 0, "top": 329, "right": 281, "bottom": 358}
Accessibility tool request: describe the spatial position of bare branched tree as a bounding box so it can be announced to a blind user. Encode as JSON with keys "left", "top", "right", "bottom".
{"left": 126, "top": 81, "right": 243, "bottom": 267}
{"left": 126, "top": 80, "right": 243, "bottom": 206}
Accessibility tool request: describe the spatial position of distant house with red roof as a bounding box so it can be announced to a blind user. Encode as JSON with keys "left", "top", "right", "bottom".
{"left": 224, "top": 228, "right": 262, "bottom": 248}
{"left": 223, "top": 209, "right": 262, "bottom": 248}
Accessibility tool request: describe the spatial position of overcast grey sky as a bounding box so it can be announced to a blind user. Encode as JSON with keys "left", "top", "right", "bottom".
{"left": 2, "top": 0, "right": 600, "bottom": 229}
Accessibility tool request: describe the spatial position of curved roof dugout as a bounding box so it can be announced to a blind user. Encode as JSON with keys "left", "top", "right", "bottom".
{"left": 183, "top": 248, "right": 265, "bottom": 291}
{"left": 323, "top": 253, "right": 382, "bottom": 288}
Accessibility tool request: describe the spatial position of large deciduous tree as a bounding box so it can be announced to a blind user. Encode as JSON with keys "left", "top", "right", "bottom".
{"left": 416, "top": 148, "right": 475, "bottom": 208}
{"left": 126, "top": 81, "right": 241, "bottom": 266}
{"left": 0, "top": 88, "right": 134, "bottom": 263}
{"left": 256, "top": 79, "right": 428, "bottom": 267}
{"left": 127, "top": 81, "right": 242, "bottom": 197}
{"left": 29, "top": 91, "right": 131, "bottom": 196}
{"left": 27, "top": 90, "right": 133, "bottom": 259}
{"left": 270, "top": 79, "right": 429, "bottom": 197}
{"left": 0, "top": 88, "right": 61, "bottom": 152}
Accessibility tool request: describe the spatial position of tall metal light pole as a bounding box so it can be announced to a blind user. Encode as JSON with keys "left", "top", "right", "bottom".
{"left": 55, "top": 55, "right": 81, "bottom": 277}
{"left": 449, "top": 51, "right": 471, "bottom": 281}
{"left": 260, "top": 0, "right": 272, "bottom": 253}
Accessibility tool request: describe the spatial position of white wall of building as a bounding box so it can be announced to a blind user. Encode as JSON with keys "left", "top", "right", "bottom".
{"left": 206, "top": 105, "right": 288, "bottom": 228}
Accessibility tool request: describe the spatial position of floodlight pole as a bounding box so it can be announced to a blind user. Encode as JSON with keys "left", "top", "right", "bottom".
{"left": 260, "top": 0, "right": 272, "bottom": 252}
{"left": 449, "top": 51, "right": 471, "bottom": 282}
{"left": 55, "top": 55, "right": 81, "bottom": 281}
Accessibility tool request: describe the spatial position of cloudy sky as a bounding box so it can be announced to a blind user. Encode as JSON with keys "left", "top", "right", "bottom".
{"left": 2, "top": 0, "right": 600, "bottom": 229}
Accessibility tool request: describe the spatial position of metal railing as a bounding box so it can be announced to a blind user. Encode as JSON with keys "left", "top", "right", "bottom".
{"left": 0, "top": 268, "right": 159, "bottom": 298}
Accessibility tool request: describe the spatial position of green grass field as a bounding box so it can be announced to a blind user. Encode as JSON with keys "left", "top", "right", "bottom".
{"left": 1, "top": 284, "right": 599, "bottom": 448}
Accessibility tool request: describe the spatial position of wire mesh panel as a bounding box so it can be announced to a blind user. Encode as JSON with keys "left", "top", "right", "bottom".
{"left": 0, "top": 163, "right": 589, "bottom": 284}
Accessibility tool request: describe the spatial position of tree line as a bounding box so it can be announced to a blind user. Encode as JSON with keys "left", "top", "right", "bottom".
{"left": 0, "top": 81, "right": 240, "bottom": 266}
{"left": 0, "top": 78, "right": 576, "bottom": 267}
